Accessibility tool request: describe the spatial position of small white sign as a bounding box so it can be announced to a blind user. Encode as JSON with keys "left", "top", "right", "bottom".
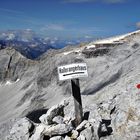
{"left": 58, "top": 63, "right": 88, "bottom": 81}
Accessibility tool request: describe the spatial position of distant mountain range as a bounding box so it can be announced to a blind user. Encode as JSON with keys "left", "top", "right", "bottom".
{"left": 0, "top": 29, "right": 83, "bottom": 59}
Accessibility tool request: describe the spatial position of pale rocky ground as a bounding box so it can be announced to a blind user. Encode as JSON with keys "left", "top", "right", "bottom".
{"left": 0, "top": 31, "right": 140, "bottom": 139}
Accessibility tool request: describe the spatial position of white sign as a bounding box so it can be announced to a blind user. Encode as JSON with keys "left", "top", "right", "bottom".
{"left": 58, "top": 63, "right": 88, "bottom": 81}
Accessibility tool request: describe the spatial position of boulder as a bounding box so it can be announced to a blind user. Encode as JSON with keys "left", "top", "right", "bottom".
{"left": 64, "top": 98, "right": 75, "bottom": 122}
{"left": 43, "top": 124, "right": 73, "bottom": 137}
{"left": 30, "top": 123, "right": 73, "bottom": 139}
{"left": 39, "top": 100, "right": 69, "bottom": 125}
{"left": 7, "top": 118, "right": 33, "bottom": 140}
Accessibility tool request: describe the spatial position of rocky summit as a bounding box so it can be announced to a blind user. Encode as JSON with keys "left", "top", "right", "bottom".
{"left": 0, "top": 30, "right": 140, "bottom": 140}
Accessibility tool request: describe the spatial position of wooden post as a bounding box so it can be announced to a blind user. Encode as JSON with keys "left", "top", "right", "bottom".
{"left": 71, "top": 78, "right": 83, "bottom": 126}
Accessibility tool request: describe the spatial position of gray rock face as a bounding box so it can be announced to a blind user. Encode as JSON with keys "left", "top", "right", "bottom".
{"left": 0, "top": 47, "right": 33, "bottom": 82}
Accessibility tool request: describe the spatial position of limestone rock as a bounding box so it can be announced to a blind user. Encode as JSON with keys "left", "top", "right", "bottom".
{"left": 76, "top": 120, "right": 89, "bottom": 131}
{"left": 101, "top": 123, "right": 108, "bottom": 132}
{"left": 50, "top": 136, "right": 64, "bottom": 140}
{"left": 39, "top": 100, "right": 69, "bottom": 125}
{"left": 53, "top": 116, "right": 64, "bottom": 124}
{"left": 43, "top": 124, "right": 73, "bottom": 137}
{"left": 71, "top": 130, "right": 79, "bottom": 139}
{"left": 83, "top": 104, "right": 101, "bottom": 139}
{"left": 29, "top": 124, "right": 44, "bottom": 140}
{"left": 98, "top": 102, "right": 111, "bottom": 120}
{"left": 64, "top": 136, "right": 71, "bottom": 140}
{"left": 31, "top": 123, "right": 73, "bottom": 138}
{"left": 7, "top": 118, "right": 33, "bottom": 140}
{"left": 77, "top": 135, "right": 86, "bottom": 140}
{"left": 80, "top": 126, "right": 94, "bottom": 140}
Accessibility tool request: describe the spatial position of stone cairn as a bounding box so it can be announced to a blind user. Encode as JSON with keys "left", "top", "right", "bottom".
{"left": 7, "top": 99, "right": 113, "bottom": 140}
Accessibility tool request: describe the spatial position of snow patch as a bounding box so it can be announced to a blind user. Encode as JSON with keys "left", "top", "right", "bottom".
{"left": 63, "top": 49, "right": 82, "bottom": 56}
{"left": 93, "top": 30, "right": 140, "bottom": 45}
{"left": 4, "top": 79, "right": 20, "bottom": 86}
{"left": 30, "top": 43, "right": 38, "bottom": 47}
{"left": 15, "top": 79, "right": 20, "bottom": 83}
{"left": 93, "top": 34, "right": 126, "bottom": 44}
{"left": 85, "top": 44, "right": 96, "bottom": 49}
{"left": 5, "top": 81, "right": 13, "bottom": 85}
{"left": 63, "top": 51, "right": 73, "bottom": 55}
{"left": 6, "top": 33, "right": 15, "bottom": 40}
{"left": 21, "top": 38, "right": 30, "bottom": 42}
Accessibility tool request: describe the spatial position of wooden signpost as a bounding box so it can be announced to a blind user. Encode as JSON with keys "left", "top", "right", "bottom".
{"left": 58, "top": 63, "right": 88, "bottom": 126}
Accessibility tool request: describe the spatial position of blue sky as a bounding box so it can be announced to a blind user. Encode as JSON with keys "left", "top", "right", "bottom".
{"left": 0, "top": 0, "right": 140, "bottom": 39}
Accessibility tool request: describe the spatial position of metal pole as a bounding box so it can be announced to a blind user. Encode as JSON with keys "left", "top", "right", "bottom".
{"left": 71, "top": 78, "right": 83, "bottom": 126}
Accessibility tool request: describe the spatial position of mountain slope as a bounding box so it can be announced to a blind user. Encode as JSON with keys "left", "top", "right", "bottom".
{"left": 0, "top": 30, "right": 140, "bottom": 139}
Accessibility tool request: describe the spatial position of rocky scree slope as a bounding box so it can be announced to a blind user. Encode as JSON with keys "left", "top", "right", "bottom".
{"left": 0, "top": 30, "right": 140, "bottom": 139}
